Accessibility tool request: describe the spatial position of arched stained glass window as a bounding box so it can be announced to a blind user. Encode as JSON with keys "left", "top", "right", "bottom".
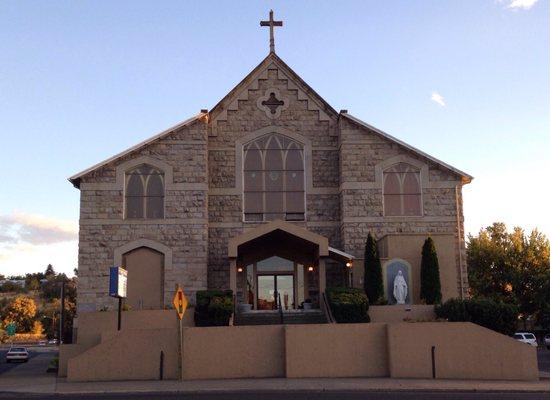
{"left": 125, "top": 164, "right": 165, "bottom": 219}
{"left": 383, "top": 163, "right": 422, "bottom": 216}
{"left": 243, "top": 133, "right": 305, "bottom": 221}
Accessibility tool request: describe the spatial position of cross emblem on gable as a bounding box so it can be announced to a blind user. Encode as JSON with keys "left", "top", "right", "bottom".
{"left": 260, "top": 10, "right": 283, "bottom": 53}
{"left": 261, "top": 92, "right": 285, "bottom": 114}
{"left": 257, "top": 88, "right": 288, "bottom": 119}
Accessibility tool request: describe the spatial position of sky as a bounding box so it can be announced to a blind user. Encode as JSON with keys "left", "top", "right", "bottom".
{"left": 1, "top": 0, "right": 549, "bottom": 277}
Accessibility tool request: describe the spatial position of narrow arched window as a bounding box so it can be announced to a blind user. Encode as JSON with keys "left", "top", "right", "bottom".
{"left": 125, "top": 165, "right": 165, "bottom": 219}
{"left": 243, "top": 133, "right": 305, "bottom": 221}
{"left": 383, "top": 163, "right": 422, "bottom": 216}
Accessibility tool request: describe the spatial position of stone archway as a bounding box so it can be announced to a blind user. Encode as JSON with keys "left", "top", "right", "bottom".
{"left": 114, "top": 239, "right": 172, "bottom": 310}
{"left": 122, "top": 247, "right": 164, "bottom": 310}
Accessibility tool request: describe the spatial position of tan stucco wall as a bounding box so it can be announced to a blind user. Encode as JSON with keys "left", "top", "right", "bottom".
{"left": 380, "top": 234, "right": 459, "bottom": 303}
{"left": 58, "top": 344, "right": 87, "bottom": 377}
{"left": 182, "top": 325, "right": 285, "bottom": 379}
{"left": 76, "top": 309, "right": 194, "bottom": 348}
{"left": 369, "top": 305, "right": 435, "bottom": 323}
{"left": 285, "top": 323, "right": 388, "bottom": 378}
{"left": 68, "top": 328, "right": 178, "bottom": 382}
{"left": 387, "top": 322, "right": 539, "bottom": 381}
{"left": 65, "top": 312, "right": 538, "bottom": 382}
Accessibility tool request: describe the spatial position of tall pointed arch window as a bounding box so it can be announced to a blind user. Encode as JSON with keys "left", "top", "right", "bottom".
{"left": 383, "top": 163, "right": 422, "bottom": 216}
{"left": 243, "top": 133, "right": 305, "bottom": 221}
{"left": 125, "top": 164, "right": 165, "bottom": 219}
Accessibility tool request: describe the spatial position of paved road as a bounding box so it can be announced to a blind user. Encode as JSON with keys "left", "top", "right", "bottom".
{"left": 0, "top": 347, "right": 42, "bottom": 375}
{"left": 0, "top": 347, "right": 58, "bottom": 394}
{"left": 0, "top": 347, "right": 57, "bottom": 376}
{"left": 1, "top": 392, "right": 550, "bottom": 400}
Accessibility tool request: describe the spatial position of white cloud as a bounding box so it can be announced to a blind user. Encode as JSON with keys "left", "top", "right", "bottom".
{"left": 0, "top": 211, "right": 78, "bottom": 276}
{"left": 0, "top": 211, "right": 78, "bottom": 245}
{"left": 506, "top": 0, "right": 539, "bottom": 10}
{"left": 430, "top": 92, "right": 446, "bottom": 107}
{"left": 0, "top": 241, "right": 77, "bottom": 277}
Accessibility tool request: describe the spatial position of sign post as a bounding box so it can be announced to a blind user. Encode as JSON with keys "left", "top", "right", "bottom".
{"left": 109, "top": 266, "right": 128, "bottom": 331}
{"left": 172, "top": 284, "right": 188, "bottom": 380}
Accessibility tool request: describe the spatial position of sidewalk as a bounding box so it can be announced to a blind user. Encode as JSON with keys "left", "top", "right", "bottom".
{"left": 2, "top": 376, "right": 550, "bottom": 395}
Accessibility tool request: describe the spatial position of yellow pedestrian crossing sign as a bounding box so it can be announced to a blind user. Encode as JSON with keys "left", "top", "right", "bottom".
{"left": 172, "top": 285, "right": 188, "bottom": 320}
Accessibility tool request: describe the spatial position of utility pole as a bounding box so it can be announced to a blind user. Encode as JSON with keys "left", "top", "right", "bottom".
{"left": 59, "top": 279, "right": 65, "bottom": 344}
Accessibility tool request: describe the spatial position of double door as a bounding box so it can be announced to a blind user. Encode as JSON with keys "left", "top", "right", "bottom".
{"left": 257, "top": 274, "right": 294, "bottom": 310}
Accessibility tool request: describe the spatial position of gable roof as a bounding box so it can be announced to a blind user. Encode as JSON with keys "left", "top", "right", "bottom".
{"left": 69, "top": 53, "right": 472, "bottom": 189}
{"left": 68, "top": 113, "right": 205, "bottom": 188}
{"left": 209, "top": 52, "right": 339, "bottom": 122}
{"left": 341, "top": 112, "right": 473, "bottom": 184}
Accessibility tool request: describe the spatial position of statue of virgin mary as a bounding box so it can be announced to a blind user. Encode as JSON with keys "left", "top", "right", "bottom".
{"left": 393, "top": 270, "right": 408, "bottom": 304}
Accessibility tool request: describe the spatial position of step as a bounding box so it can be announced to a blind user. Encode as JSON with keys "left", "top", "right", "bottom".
{"left": 234, "top": 310, "right": 328, "bottom": 326}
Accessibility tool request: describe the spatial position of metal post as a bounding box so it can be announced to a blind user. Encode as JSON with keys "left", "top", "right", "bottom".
{"left": 59, "top": 280, "right": 65, "bottom": 344}
{"left": 179, "top": 317, "right": 183, "bottom": 380}
{"left": 117, "top": 297, "right": 122, "bottom": 331}
{"left": 159, "top": 351, "right": 164, "bottom": 380}
{"left": 431, "top": 346, "right": 436, "bottom": 379}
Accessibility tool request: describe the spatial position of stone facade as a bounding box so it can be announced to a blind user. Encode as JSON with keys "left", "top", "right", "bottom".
{"left": 71, "top": 52, "right": 471, "bottom": 312}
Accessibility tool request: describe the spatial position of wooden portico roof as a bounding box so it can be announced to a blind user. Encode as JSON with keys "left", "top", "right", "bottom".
{"left": 228, "top": 220, "right": 329, "bottom": 259}
{"left": 228, "top": 220, "right": 354, "bottom": 264}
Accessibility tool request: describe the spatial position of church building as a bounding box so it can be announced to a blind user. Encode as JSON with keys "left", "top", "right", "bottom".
{"left": 69, "top": 11, "right": 472, "bottom": 315}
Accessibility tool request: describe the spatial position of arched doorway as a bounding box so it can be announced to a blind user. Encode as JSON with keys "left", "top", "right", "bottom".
{"left": 122, "top": 247, "right": 164, "bottom": 310}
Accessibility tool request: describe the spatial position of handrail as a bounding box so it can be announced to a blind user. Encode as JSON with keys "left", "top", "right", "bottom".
{"left": 322, "top": 292, "right": 336, "bottom": 324}
{"left": 277, "top": 291, "right": 284, "bottom": 324}
{"left": 231, "top": 293, "right": 237, "bottom": 326}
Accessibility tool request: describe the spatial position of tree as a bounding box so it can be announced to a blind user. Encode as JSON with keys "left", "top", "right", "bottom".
{"left": 364, "top": 232, "right": 383, "bottom": 304}
{"left": 420, "top": 237, "right": 442, "bottom": 304}
{"left": 45, "top": 264, "right": 55, "bottom": 278}
{"left": 32, "top": 321, "right": 44, "bottom": 336}
{"left": 27, "top": 278, "right": 41, "bottom": 291}
{"left": 2, "top": 296, "right": 37, "bottom": 333}
{"left": 468, "top": 223, "right": 550, "bottom": 328}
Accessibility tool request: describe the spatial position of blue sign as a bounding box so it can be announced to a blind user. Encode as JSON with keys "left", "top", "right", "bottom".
{"left": 109, "top": 267, "right": 128, "bottom": 298}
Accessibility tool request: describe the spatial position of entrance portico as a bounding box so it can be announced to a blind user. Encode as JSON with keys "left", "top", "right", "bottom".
{"left": 228, "top": 220, "right": 353, "bottom": 311}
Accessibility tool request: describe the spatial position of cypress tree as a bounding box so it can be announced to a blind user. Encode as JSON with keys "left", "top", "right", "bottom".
{"left": 364, "top": 232, "right": 384, "bottom": 304}
{"left": 420, "top": 236, "right": 442, "bottom": 304}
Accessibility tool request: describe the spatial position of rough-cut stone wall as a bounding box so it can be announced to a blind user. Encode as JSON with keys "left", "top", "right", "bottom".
{"left": 75, "top": 55, "right": 470, "bottom": 310}
{"left": 207, "top": 63, "right": 341, "bottom": 289}
{"left": 76, "top": 119, "right": 209, "bottom": 312}
{"left": 338, "top": 116, "right": 467, "bottom": 297}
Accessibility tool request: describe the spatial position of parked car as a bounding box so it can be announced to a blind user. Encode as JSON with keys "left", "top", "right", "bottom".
{"left": 47, "top": 339, "right": 58, "bottom": 345}
{"left": 513, "top": 332, "right": 538, "bottom": 347}
{"left": 5, "top": 347, "right": 29, "bottom": 363}
{"left": 544, "top": 334, "right": 550, "bottom": 350}
{"left": 38, "top": 340, "right": 47, "bottom": 346}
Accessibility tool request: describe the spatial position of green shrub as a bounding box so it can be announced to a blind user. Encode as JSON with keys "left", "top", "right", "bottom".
{"left": 326, "top": 287, "right": 370, "bottom": 323}
{"left": 420, "top": 237, "right": 442, "bottom": 304}
{"left": 435, "top": 298, "right": 518, "bottom": 335}
{"left": 364, "top": 232, "right": 384, "bottom": 304}
{"left": 194, "top": 290, "right": 233, "bottom": 327}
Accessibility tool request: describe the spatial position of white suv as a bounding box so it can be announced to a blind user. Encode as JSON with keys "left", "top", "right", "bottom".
{"left": 513, "top": 332, "right": 538, "bottom": 347}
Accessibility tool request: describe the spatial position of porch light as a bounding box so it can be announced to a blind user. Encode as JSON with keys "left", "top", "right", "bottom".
{"left": 346, "top": 261, "right": 353, "bottom": 268}
{"left": 237, "top": 267, "right": 243, "bottom": 273}
{"left": 307, "top": 266, "right": 314, "bottom": 272}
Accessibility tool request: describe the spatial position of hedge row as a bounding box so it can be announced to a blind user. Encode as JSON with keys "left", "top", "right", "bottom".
{"left": 194, "top": 290, "right": 234, "bottom": 327}
{"left": 435, "top": 298, "right": 518, "bottom": 335}
{"left": 326, "top": 287, "right": 370, "bottom": 323}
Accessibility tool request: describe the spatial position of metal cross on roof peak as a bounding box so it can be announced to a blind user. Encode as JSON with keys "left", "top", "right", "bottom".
{"left": 260, "top": 10, "right": 283, "bottom": 53}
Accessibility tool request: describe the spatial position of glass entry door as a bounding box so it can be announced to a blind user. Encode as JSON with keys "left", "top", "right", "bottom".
{"left": 257, "top": 274, "right": 294, "bottom": 310}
